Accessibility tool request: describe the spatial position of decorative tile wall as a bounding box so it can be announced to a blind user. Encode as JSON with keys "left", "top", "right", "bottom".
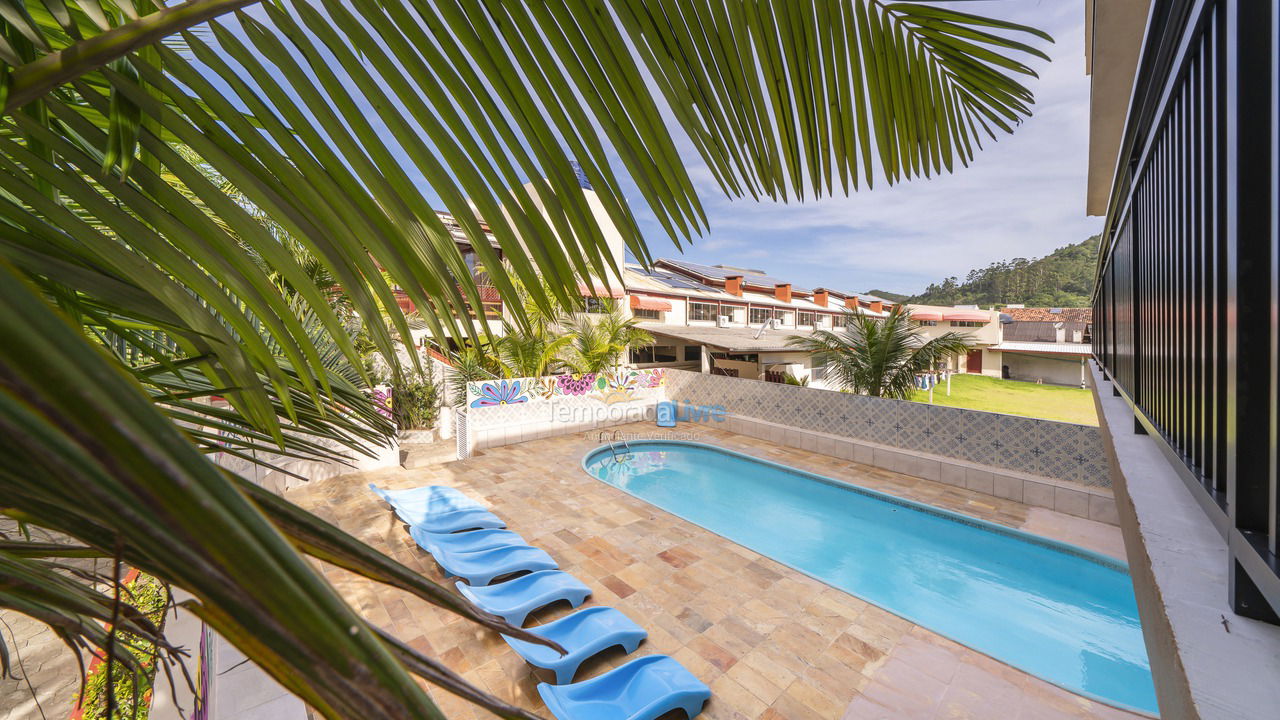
{"left": 465, "top": 368, "right": 667, "bottom": 411}
{"left": 465, "top": 369, "right": 666, "bottom": 451}
{"left": 664, "top": 369, "right": 1110, "bottom": 488}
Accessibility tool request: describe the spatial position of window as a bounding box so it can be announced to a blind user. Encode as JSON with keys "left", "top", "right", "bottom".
{"left": 632, "top": 308, "right": 660, "bottom": 320}
{"left": 798, "top": 311, "right": 816, "bottom": 326}
{"left": 749, "top": 307, "right": 772, "bottom": 324}
{"left": 683, "top": 345, "right": 701, "bottom": 362}
{"left": 916, "top": 320, "right": 938, "bottom": 327}
{"left": 950, "top": 320, "right": 984, "bottom": 328}
{"left": 689, "top": 302, "right": 717, "bottom": 321}
{"left": 583, "top": 296, "right": 611, "bottom": 313}
{"left": 631, "top": 345, "right": 678, "bottom": 363}
{"left": 712, "top": 352, "right": 758, "bottom": 363}
{"left": 773, "top": 310, "right": 793, "bottom": 326}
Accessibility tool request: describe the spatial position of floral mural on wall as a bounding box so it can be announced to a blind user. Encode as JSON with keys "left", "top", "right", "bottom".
{"left": 468, "top": 379, "right": 530, "bottom": 408}
{"left": 465, "top": 369, "right": 666, "bottom": 409}
{"left": 557, "top": 373, "right": 597, "bottom": 396}
{"left": 371, "top": 385, "right": 393, "bottom": 419}
{"left": 593, "top": 369, "right": 640, "bottom": 405}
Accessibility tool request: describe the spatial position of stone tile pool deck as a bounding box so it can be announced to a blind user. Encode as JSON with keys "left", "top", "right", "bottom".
{"left": 285, "top": 422, "right": 1143, "bottom": 719}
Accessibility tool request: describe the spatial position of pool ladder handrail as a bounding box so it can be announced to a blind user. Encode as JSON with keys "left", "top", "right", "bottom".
{"left": 605, "top": 430, "right": 632, "bottom": 463}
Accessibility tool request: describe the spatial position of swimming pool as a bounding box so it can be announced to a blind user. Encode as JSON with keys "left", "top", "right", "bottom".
{"left": 583, "top": 440, "right": 1157, "bottom": 715}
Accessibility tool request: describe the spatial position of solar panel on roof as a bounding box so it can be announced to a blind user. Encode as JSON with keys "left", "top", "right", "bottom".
{"left": 657, "top": 258, "right": 812, "bottom": 293}
{"left": 661, "top": 258, "right": 731, "bottom": 278}
{"left": 633, "top": 266, "right": 717, "bottom": 291}
{"left": 657, "top": 275, "right": 709, "bottom": 291}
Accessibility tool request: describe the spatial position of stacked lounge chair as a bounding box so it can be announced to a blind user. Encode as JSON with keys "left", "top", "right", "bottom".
{"left": 370, "top": 484, "right": 712, "bottom": 719}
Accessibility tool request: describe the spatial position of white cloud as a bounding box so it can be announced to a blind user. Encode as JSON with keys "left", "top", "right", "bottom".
{"left": 635, "top": 1, "right": 1102, "bottom": 295}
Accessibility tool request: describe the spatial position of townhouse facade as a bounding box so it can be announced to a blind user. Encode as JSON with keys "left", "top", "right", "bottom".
{"left": 403, "top": 179, "right": 1086, "bottom": 391}
{"left": 622, "top": 259, "right": 890, "bottom": 386}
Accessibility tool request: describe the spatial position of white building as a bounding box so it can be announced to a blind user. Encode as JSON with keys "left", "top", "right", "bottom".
{"left": 411, "top": 182, "right": 1088, "bottom": 390}
{"left": 622, "top": 260, "right": 888, "bottom": 385}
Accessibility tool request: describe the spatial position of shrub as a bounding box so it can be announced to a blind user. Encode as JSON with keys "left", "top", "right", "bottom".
{"left": 392, "top": 372, "right": 439, "bottom": 430}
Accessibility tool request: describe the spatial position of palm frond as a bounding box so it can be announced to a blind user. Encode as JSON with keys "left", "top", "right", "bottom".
{"left": 790, "top": 306, "right": 974, "bottom": 398}
{"left": 0, "top": 260, "right": 549, "bottom": 718}
{"left": 0, "top": 1, "right": 1049, "bottom": 717}
{"left": 561, "top": 301, "right": 655, "bottom": 374}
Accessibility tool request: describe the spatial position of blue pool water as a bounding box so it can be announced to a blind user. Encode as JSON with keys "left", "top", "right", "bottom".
{"left": 584, "top": 441, "right": 1157, "bottom": 714}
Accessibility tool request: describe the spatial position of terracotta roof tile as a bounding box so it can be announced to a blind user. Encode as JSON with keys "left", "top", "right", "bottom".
{"left": 1003, "top": 307, "right": 1092, "bottom": 322}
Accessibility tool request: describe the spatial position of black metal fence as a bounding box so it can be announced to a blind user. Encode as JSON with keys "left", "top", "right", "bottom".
{"left": 1092, "top": 0, "right": 1278, "bottom": 622}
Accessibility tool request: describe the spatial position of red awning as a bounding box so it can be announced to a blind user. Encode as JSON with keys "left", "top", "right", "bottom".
{"left": 911, "top": 311, "right": 944, "bottom": 321}
{"left": 944, "top": 310, "right": 991, "bottom": 322}
{"left": 578, "top": 283, "right": 626, "bottom": 298}
{"left": 630, "top": 295, "right": 673, "bottom": 312}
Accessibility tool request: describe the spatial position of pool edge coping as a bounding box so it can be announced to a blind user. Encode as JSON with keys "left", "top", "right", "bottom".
{"left": 580, "top": 438, "right": 1159, "bottom": 719}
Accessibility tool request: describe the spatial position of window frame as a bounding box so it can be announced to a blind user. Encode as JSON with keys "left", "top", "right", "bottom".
{"left": 630, "top": 345, "right": 678, "bottom": 364}
{"left": 689, "top": 302, "right": 718, "bottom": 321}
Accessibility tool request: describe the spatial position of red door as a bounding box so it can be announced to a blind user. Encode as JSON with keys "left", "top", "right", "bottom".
{"left": 966, "top": 350, "right": 983, "bottom": 374}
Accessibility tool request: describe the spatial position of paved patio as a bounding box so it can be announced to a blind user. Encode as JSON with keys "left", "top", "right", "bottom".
{"left": 285, "top": 422, "right": 1142, "bottom": 720}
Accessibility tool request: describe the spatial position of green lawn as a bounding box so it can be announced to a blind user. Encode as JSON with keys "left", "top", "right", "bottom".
{"left": 908, "top": 373, "right": 1098, "bottom": 426}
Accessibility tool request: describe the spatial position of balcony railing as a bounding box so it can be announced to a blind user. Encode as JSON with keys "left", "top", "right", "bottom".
{"left": 392, "top": 286, "right": 503, "bottom": 320}
{"left": 1092, "top": 0, "right": 1278, "bottom": 622}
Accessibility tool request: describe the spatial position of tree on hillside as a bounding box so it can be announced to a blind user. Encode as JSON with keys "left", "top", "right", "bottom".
{"left": 911, "top": 236, "right": 1100, "bottom": 307}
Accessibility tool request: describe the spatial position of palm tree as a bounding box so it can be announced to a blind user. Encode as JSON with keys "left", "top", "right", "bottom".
{"left": 790, "top": 306, "right": 975, "bottom": 399}
{"left": 0, "top": 2, "right": 1050, "bottom": 718}
{"left": 444, "top": 344, "right": 501, "bottom": 407}
{"left": 495, "top": 324, "right": 572, "bottom": 378}
{"left": 561, "top": 300, "right": 656, "bottom": 374}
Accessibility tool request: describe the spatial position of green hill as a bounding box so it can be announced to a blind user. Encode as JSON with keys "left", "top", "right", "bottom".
{"left": 864, "top": 289, "right": 911, "bottom": 303}
{"left": 909, "top": 236, "right": 1100, "bottom": 307}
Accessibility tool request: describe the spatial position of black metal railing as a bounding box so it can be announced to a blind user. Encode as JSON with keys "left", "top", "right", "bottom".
{"left": 1092, "top": 0, "right": 1278, "bottom": 622}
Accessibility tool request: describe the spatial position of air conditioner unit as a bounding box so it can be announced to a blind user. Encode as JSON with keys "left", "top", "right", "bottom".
{"left": 716, "top": 315, "right": 731, "bottom": 328}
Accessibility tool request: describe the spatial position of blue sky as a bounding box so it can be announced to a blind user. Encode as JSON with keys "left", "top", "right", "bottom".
{"left": 625, "top": 1, "right": 1102, "bottom": 296}
{"left": 208, "top": 2, "right": 1099, "bottom": 298}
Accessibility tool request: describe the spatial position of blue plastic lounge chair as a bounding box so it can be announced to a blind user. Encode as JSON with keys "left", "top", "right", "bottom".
{"left": 434, "top": 544, "right": 559, "bottom": 586}
{"left": 537, "top": 655, "right": 710, "bottom": 720}
{"left": 369, "top": 483, "right": 484, "bottom": 516}
{"left": 456, "top": 570, "right": 592, "bottom": 626}
{"left": 409, "top": 526, "right": 526, "bottom": 557}
{"left": 504, "top": 607, "right": 648, "bottom": 684}
{"left": 399, "top": 506, "right": 505, "bottom": 533}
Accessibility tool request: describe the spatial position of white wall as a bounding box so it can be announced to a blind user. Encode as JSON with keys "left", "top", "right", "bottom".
{"left": 1003, "top": 352, "right": 1086, "bottom": 387}
{"left": 958, "top": 348, "right": 1004, "bottom": 378}
{"left": 760, "top": 351, "right": 815, "bottom": 382}
{"left": 711, "top": 357, "right": 761, "bottom": 379}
